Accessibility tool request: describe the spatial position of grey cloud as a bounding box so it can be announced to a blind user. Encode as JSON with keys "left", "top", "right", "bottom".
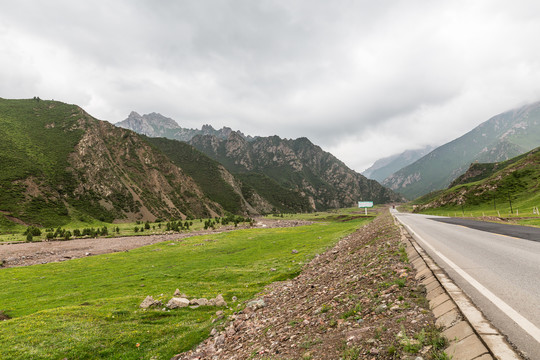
{"left": 1, "top": 0, "right": 540, "bottom": 172}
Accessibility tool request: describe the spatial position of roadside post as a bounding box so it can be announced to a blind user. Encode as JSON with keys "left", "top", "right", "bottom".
{"left": 358, "top": 201, "right": 374, "bottom": 215}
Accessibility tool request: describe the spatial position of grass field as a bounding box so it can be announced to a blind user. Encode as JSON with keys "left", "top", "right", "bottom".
{"left": 403, "top": 195, "right": 540, "bottom": 227}
{"left": 0, "top": 216, "right": 250, "bottom": 243}
{"left": 0, "top": 211, "right": 370, "bottom": 359}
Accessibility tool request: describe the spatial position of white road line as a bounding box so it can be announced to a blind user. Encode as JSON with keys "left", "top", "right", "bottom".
{"left": 401, "top": 221, "right": 540, "bottom": 343}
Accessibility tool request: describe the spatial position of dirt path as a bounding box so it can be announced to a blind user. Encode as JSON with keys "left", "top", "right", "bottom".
{"left": 0, "top": 218, "right": 311, "bottom": 268}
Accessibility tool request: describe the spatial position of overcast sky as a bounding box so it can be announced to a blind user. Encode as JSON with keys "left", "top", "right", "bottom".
{"left": 2, "top": 1, "right": 540, "bottom": 172}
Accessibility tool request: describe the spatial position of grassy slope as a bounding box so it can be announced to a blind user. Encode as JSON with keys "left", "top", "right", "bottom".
{"left": 236, "top": 172, "right": 312, "bottom": 213}
{"left": 0, "top": 213, "right": 369, "bottom": 360}
{"left": 145, "top": 136, "right": 244, "bottom": 214}
{"left": 0, "top": 98, "right": 84, "bottom": 226}
{"left": 414, "top": 147, "right": 540, "bottom": 220}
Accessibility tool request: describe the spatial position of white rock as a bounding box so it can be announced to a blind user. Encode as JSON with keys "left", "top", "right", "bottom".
{"left": 166, "top": 297, "right": 190, "bottom": 309}
{"left": 214, "top": 294, "right": 227, "bottom": 307}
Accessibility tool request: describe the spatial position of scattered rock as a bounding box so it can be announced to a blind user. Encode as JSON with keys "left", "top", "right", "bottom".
{"left": 166, "top": 297, "right": 190, "bottom": 309}
{"left": 214, "top": 294, "right": 227, "bottom": 307}
{"left": 190, "top": 298, "right": 209, "bottom": 306}
{"left": 139, "top": 296, "right": 162, "bottom": 309}
{"left": 232, "top": 296, "right": 238, "bottom": 302}
{"left": 171, "top": 211, "right": 439, "bottom": 360}
{"left": 246, "top": 298, "right": 266, "bottom": 310}
{"left": 291, "top": 249, "right": 298, "bottom": 254}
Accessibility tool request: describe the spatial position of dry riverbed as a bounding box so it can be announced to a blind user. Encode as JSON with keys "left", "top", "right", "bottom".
{"left": 0, "top": 218, "right": 311, "bottom": 268}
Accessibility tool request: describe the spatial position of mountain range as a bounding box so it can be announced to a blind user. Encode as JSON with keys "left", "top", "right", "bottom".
{"left": 117, "top": 111, "right": 255, "bottom": 142}
{"left": 0, "top": 98, "right": 401, "bottom": 229}
{"left": 381, "top": 101, "right": 540, "bottom": 199}
{"left": 188, "top": 133, "right": 401, "bottom": 210}
{"left": 117, "top": 111, "right": 402, "bottom": 210}
{"left": 362, "top": 145, "right": 436, "bottom": 183}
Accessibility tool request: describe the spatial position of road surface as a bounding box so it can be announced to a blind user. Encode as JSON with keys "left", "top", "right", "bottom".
{"left": 392, "top": 211, "right": 540, "bottom": 359}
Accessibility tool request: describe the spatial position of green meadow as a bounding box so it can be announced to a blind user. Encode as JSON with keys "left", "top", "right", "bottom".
{"left": 0, "top": 212, "right": 370, "bottom": 359}
{"left": 411, "top": 189, "right": 540, "bottom": 227}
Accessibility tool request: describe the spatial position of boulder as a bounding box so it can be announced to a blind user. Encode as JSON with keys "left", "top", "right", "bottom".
{"left": 166, "top": 297, "right": 190, "bottom": 309}
{"left": 190, "top": 298, "right": 209, "bottom": 306}
{"left": 140, "top": 295, "right": 162, "bottom": 309}
{"left": 214, "top": 294, "right": 227, "bottom": 307}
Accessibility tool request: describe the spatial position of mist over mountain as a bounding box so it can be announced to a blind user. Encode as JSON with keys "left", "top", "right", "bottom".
{"left": 362, "top": 145, "right": 436, "bottom": 183}
{"left": 383, "top": 101, "right": 540, "bottom": 199}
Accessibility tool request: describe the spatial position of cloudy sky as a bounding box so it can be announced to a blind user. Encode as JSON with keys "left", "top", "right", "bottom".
{"left": 2, "top": 1, "right": 540, "bottom": 172}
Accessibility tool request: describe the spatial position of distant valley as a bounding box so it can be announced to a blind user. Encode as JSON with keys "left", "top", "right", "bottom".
{"left": 362, "top": 145, "right": 436, "bottom": 183}
{"left": 371, "top": 101, "right": 540, "bottom": 199}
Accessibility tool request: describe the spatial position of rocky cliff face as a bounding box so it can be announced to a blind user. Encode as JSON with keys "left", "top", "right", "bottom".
{"left": 0, "top": 99, "right": 224, "bottom": 226}
{"left": 69, "top": 115, "right": 222, "bottom": 221}
{"left": 190, "top": 133, "right": 403, "bottom": 210}
{"left": 116, "top": 111, "right": 254, "bottom": 142}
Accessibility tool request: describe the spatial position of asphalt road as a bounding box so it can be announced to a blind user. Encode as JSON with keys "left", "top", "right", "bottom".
{"left": 392, "top": 211, "right": 540, "bottom": 360}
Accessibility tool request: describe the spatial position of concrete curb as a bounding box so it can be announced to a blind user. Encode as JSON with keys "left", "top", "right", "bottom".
{"left": 393, "top": 216, "right": 523, "bottom": 360}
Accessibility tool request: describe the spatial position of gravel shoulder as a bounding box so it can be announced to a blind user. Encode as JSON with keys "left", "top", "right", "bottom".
{"left": 173, "top": 211, "right": 444, "bottom": 360}
{"left": 0, "top": 218, "right": 311, "bottom": 268}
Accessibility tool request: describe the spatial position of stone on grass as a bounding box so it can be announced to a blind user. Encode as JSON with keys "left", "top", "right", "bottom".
{"left": 166, "top": 297, "right": 190, "bottom": 309}
{"left": 215, "top": 294, "right": 227, "bottom": 307}
{"left": 190, "top": 298, "right": 209, "bottom": 306}
{"left": 140, "top": 295, "right": 162, "bottom": 309}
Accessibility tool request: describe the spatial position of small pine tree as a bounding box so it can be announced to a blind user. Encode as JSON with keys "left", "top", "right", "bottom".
{"left": 26, "top": 233, "right": 33, "bottom": 242}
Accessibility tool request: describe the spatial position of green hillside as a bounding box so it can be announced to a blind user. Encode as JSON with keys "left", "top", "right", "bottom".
{"left": 189, "top": 133, "right": 402, "bottom": 210}
{"left": 413, "top": 147, "right": 540, "bottom": 217}
{"left": 383, "top": 101, "right": 540, "bottom": 199}
{"left": 0, "top": 98, "right": 86, "bottom": 226}
{"left": 0, "top": 98, "right": 225, "bottom": 229}
{"left": 145, "top": 137, "right": 247, "bottom": 214}
{"left": 235, "top": 173, "right": 312, "bottom": 213}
